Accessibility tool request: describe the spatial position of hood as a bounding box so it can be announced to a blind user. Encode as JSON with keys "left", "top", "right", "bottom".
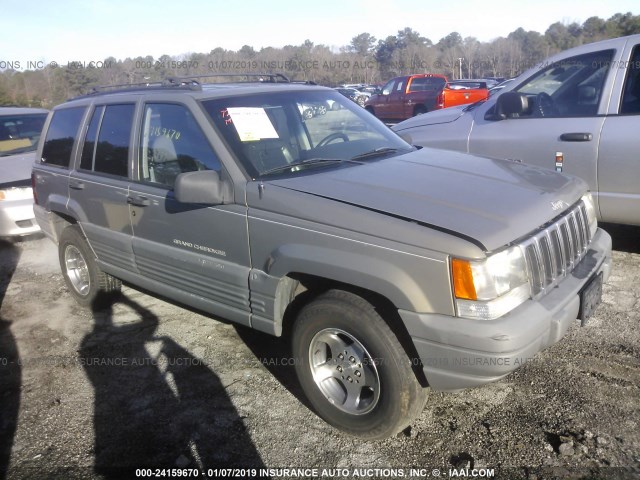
{"left": 392, "top": 104, "right": 468, "bottom": 131}
{"left": 269, "top": 148, "right": 587, "bottom": 252}
{"left": 0, "top": 151, "right": 36, "bottom": 185}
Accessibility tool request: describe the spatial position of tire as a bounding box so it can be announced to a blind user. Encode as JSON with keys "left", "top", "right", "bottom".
{"left": 303, "top": 108, "right": 314, "bottom": 120}
{"left": 292, "top": 290, "right": 427, "bottom": 439}
{"left": 58, "top": 225, "right": 121, "bottom": 308}
{"left": 356, "top": 96, "right": 366, "bottom": 107}
{"left": 316, "top": 105, "right": 327, "bottom": 115}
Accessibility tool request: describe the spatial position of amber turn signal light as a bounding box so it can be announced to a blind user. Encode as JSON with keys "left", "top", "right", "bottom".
{"left": 451, "top": 258, "right": 477, "bottom": 301}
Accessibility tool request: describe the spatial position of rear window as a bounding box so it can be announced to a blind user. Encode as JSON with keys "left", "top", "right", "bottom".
{"left": 41, "top": 107, "right": 86, "bottom": 167}
{"left": 408, "top": 77, "right": 446, "bottom": 92}
{"left": 0, "top": 113, "right": 47, "bottom": 155}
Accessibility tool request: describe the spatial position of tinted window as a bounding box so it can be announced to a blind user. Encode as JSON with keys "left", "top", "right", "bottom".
{"left": 41, "top": 107, "right": 85, "bottom": 167}
{"left": 94, "top": 104, "right": 134, "bottom": 177}
{"left": 0, "top": 113, "right": 47, "bottom": 155}
{"left": 80, "top": 106, "right": 104, "bottom": 170}
{"left": 515, "top": 49, "right": 614, "bottom": 117}
{"left": 620, "top": 45, "right": 640, "bottom": 115}
{"left": 139, "top": 103, "right": 221, "bottom": 188}
{"left": 408, "top": 77, "right": 446, "bottom": 92}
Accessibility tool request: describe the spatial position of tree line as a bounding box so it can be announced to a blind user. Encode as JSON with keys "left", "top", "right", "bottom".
{"left": 1, "top": 12, "right": 639, "bottom": 109}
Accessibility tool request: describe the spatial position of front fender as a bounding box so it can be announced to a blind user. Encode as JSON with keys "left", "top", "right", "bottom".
{"left": 267, "top": 243, "right": 444, "bottom": 313}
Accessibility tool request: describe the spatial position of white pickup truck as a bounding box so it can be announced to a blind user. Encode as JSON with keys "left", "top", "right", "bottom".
{"left": 393, "top": 34, "right": 640, "bottom": 227}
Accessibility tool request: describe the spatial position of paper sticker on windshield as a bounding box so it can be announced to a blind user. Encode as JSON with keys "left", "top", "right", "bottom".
{"left": 226, "top": 107, "right": 279, "bottom": 142}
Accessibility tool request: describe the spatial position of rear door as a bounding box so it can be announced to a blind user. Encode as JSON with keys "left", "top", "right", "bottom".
{"left": 597, "top": 41, "right": 640, "bottom": 225}
{"left": 70, "top": 103, "right": 136, "bottom": 272}
{"left": 468, "top": 48, "right": 616, "bottom": 215}
{"left": 128, "top": 100, "right": 252, "bottom": 325}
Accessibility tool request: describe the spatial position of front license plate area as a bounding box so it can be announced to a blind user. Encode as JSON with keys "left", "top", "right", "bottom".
{"left": 579, "top": 272, "right": 603, "bottom": 326}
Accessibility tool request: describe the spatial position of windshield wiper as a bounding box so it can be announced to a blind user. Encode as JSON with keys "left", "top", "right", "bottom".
{"left": 259, "top": 158, "right": 346, "bottom": 177}
{"left": 350, "top": 147, "right": 402, "bottom": 161}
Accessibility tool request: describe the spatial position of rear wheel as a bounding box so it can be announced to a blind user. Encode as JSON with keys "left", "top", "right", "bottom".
{"left": 292, "top": 290, "right": 427, "bottom": 439}
{"left": 58, "top": 225, "right": 121, "bottom": 308}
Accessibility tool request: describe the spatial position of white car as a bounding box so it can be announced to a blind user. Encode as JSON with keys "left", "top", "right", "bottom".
{"left": 0, "top": 107, "right": 48, "bottom": 237}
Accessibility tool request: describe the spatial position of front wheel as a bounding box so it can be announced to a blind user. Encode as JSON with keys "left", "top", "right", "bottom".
{"left": 292, "top": 290, "right": 427, "bottom": 439}
{"left": 58, "top": 225, "right": 121, "bottom": 308}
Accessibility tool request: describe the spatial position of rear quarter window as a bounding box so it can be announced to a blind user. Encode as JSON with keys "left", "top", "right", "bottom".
{"left": 41, "top": 107, "right": 86, "bottom": 167}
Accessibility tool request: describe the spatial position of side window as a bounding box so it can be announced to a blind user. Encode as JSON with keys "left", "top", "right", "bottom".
{"left": 80, "top": 106, "right": 104, "bottom": 170}
{"left": 409, "top": 78, "right": 426, "bottom": 92}
{"left": 139, "top": 103, "right": 221, "bottom": 188}
{"left": 94, "top": 104, "right": 134, "bottom": 177}
{"left": 514, "top": 49, "right": 614, "bottom": 117}
{"left": 620, "top": 45, "right": 640, "bottom": 115}
{"left": 41, "top": 107, "right": 85, "bottom": 167}
{"left": 381, "top": 79, "right": 395, "bottom": 95}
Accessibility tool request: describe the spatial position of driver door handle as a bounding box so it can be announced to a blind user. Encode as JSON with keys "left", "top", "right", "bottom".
{"left": 560, "top": 133, "right": 593, "bottom": 142}
{"left": 127, "top": 195, "right": 150, "bottom": 207}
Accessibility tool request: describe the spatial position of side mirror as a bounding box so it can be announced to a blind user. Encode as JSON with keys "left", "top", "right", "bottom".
{"left": 174, "top": 170, "right": 225, "bottom": 205}
{"left": 486, "top": 91, "right": 529, "bottom": 120}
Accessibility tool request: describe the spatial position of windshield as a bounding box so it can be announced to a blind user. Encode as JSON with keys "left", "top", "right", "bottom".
{"left": 201, "top": 90, "right": 412, "bottom": 178}
{"left": 0, "top": 113, "right": 47, "bottom": 156}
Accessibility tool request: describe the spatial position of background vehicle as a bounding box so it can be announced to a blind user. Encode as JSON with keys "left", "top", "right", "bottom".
{"left": 393, "top": 34, "right": 640, "bottom": 226}
{"left": 33, "top": 75, "right": 610, "bottom": 439}
{"left": 0, "top": 107, "right": 48, "bottom": 237}
{"left": 365, "top": 74, "right": 489, "bottom": 121}
{"left": 334, "top": 87, "right": 368, "bottom": 107}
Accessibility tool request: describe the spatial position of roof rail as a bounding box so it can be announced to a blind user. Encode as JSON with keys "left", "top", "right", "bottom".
{"left": 165, "top": 73, "right": 290, "bottom": 84}
{"left": 69, "top": 79, "right": 200, "bottom": 101}
{"left": 69, "top": 73, "right": 291, "bottom": 101}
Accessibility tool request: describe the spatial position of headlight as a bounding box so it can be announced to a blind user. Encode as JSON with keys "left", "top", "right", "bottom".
{"left": 452, "top": 245, "right": 530, "bottom": 320}
{"left": 581, "top": 192, "right": 598, "bottom": 240}
{"left": 0, "top": 187, "right": 33, "bottom": 201}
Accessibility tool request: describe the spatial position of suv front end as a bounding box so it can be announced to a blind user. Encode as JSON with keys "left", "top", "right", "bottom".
{"left": 402, "top": 193, "right": 611, "bottom": 391}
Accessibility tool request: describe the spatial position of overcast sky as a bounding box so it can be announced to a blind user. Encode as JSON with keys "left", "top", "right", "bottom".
{"left": 1, "top": 0, "right": 638, "bottom": 65}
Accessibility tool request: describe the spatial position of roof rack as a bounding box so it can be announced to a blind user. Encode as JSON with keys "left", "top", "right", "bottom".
{"left": 70, "top": 73, "right": 291, "bottom": 101}
{"left": 166, "top": 73, "right": 290, "bottom": 84}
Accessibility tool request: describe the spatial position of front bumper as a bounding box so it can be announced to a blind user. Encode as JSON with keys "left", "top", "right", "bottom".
{"left": 400, "top": 228, "right": 612, "bottom": 391}
{"left": 0, "top": 197, "right": 41, "bottom": 237}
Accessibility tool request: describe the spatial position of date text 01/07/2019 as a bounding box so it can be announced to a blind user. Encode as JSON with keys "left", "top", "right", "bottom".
{"left": 133, "top": 467, "right": 497, "bottom": 478}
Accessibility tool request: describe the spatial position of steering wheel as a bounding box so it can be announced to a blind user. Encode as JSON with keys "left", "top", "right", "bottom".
{"left": 316, "top": 133, "right": 349, "bottom": 147}
{"left": 536, "top": 92, "right": 556, "bottom": 117}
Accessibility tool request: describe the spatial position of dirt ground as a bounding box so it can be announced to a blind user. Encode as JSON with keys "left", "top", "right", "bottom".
{"left": 0, "top": 224, "right": 639, "bottom": 480}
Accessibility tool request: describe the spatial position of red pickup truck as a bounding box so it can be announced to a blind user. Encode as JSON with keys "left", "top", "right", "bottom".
{"left": 365, "top": 74, "right": 489, "bottom": 121}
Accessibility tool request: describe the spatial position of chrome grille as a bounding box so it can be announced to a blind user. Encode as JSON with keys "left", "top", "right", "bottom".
{"left": 520, "top": 201, "right": 592, "bottom": 298}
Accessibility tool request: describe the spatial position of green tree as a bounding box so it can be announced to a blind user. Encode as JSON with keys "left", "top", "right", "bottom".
{"left": 349, "top": 33, "right": 377, "bottom": 56}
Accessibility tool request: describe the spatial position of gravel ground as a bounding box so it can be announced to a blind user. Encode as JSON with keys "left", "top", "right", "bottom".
{"left": 0, "top": 224, "right": 639, "bottom": 480}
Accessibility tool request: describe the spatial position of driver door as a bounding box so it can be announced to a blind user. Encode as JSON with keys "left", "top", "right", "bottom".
{"left": 468, "top": 49, "right": 615, "bottom": 204}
